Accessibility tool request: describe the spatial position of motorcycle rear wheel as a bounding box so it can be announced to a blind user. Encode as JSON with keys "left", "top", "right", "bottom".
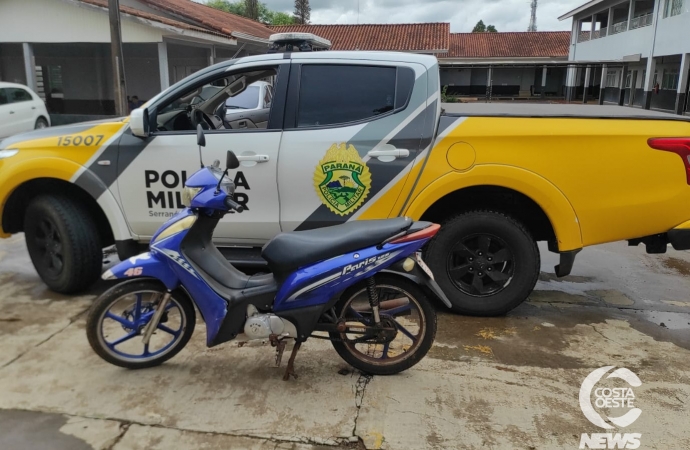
{"left": 329, "top": 274, "right": 437, "bottom": 375}
{"left": 86, "top": 279, "right": 196, "bottom": 369}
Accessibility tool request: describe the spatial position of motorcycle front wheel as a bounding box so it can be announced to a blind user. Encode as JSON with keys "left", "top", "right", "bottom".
{"left": 329, "top": 274, "right": 437, "bottom": 375}
{"left": 86, "top": 279, "right": 196, "bottom": 369}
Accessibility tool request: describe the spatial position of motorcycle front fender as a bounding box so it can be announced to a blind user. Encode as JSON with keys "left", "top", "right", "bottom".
{"left": 383, "top": 259, "right": 452, "bottom": 308}
{"left": 101, "top": 252, "right": 180, "bottom": 290}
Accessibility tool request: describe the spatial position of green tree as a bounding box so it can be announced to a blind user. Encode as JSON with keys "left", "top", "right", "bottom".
{"left": 206, "top": 0, "right": 294, "bottom": 25}
{"left": 245, "top": 0, "right": 259, "bottom": 20}
{"left": 472, "top": 20, "right": 486, "bottom": 32}
{"left": 293, "top": 0, "right": 311, "bottom": 24}
{"left": 472, "top": 20, "right": 498, "bottom": 33}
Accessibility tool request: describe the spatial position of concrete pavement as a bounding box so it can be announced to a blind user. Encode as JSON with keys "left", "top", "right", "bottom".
{"left": 0, "top": 233, "right": 689, "bottom": 449}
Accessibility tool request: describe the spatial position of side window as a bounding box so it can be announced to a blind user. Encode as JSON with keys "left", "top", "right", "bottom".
{"left": 296, "top": 65, "right": 398, "bottom": 128}
{"left": 153, "top": 66, "right": 279, "bottom": 133}
{"left": 7, "top": 88, "right": 32, "bottom": 103}
{"left": 0, "top": 89, "right": 8, "bottom": 106}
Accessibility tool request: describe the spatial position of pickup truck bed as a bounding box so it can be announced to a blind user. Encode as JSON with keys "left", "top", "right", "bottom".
{"left": 441, "top": 103, "right": 690, "bottom": 120}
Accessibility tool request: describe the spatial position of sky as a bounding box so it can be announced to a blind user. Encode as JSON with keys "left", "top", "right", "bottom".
{"left": 226, "top": 0, "right": 585, "bottom": 32}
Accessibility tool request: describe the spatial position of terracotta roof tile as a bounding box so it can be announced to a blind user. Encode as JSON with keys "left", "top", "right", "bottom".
{"left": 269, "top": 23, "right": 450, "bottom": 52}
{"left": 138, "top": 0, "right": 273, "bottom": 39}
{"left": 77, "top": 0, "right": 227, "bottom": 37}
{"left": 447, "top": 32, "right": 571, "bottom": 58}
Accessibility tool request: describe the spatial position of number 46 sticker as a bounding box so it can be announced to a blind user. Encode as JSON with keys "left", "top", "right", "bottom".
{"left": 124, "top": 267, "right": 143, "bottom": 277}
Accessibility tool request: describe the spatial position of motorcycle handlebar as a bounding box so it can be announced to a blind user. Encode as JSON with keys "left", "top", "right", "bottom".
{"left": 224, "top": 196, "right": 244, "bottom": 213}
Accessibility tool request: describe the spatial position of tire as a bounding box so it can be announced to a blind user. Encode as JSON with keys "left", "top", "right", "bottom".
{"left": 330, "top": 274, "right": 437, "bottom": 375}
{"left": 34, "top": 117, "right": 49, "bottom": 129}
{"left": 86, "top": 279, "right": 196, "bottom": 369}
{"left": 425, "top": 211, "right": 540, "bottom": 316}
{"left": 24, "top": 195, "right": 103, "bottom": 293}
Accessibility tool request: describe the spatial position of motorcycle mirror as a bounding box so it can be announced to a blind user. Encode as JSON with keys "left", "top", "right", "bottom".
{"left": 196, "top": 124, "right": 206, "bottom": 147}
{"left": 226, "top": 150, "right": 240, "bottom": 170}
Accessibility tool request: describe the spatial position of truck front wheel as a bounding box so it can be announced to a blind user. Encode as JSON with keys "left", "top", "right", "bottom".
{"left": 24, "top": 195, "right": 103, "bottom": 294}
{"left": 425, "top": 211, "right": 540, "bottom": 316}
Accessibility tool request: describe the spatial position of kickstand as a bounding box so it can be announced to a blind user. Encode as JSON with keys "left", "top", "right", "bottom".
{"left": 282, "top": 341, "right": 302, "bottom": 381}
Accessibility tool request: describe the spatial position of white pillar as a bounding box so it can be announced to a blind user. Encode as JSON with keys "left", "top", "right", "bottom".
{"left": 22, "top": 43, "right": 36, "bottom": 91}
{"left": 628, "top": 0, "right": 635, "bottom": 29}
{"left": 583, "top": 65, "right": 592, "bottom": 103}
{"left": 541, "top": 66, "right": 547, "bottom": 97}
{"left": 158, "top": 42, "right": 169, "bottom": 91}
{"left": 209, "top": 45, "right": 216, "bottom": 66}
{"left": 643, "top": 57, "right": 656, "bottom": 109}
{"left": 486, "top": 66, "right": 493, "bottom": 102}
{"left": 591, "top": 14, "right": 596, "bottom": 38}
{"left": 607, "top": 7, "right": 614, "bottom": 31}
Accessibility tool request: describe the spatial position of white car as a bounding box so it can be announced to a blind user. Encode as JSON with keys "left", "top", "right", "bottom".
{"left": 0, "top": 82, "right": 50, "bottom": 139}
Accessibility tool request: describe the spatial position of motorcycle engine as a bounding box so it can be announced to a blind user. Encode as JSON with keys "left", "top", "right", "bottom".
{"left": 244, "top": 305, "right": 297, "bottom": 340}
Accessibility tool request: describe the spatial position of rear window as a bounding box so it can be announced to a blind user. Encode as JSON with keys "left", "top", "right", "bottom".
{"left": 7, "top": 88, "right": 32, "bottom": 103}
{"left": 297, "top": 65, "right": 398, "bottom": 127}
{"left": 226, "top": 86, "right": 260, "bottom": 110}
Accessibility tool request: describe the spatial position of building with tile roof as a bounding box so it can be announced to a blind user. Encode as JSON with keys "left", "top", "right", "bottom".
{"left": 0, "top": 0, "right": 583, "bottom": 121}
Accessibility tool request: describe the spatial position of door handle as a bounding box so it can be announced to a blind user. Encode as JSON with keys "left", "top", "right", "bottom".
{"left": 237, "top": 154, "right": 269, "bottom": 163}
{"left": 31, "top": 106, "right": 36, "bottom": 110}
{"left": 367, "top": 148, "right": 409, "bottom": 161}
{"left": 9, "top": 111, "right": 14, "bottom": 114}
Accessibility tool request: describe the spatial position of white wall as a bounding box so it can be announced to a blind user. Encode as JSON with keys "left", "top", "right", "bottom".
{"left": 653, "top": 12, "right": 690, "bottom": 57}
{"left": 571, "top": 25, "right": 654, "bottom": 61}
{"left": 0, "top": 0, "right": 165, "bottom": 43}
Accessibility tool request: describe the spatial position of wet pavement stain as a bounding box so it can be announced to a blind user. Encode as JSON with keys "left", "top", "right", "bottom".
{"left": 586, "top": 290, "right": 635, "bottom": 306}
{"left": 661, "top": 256, "right": 690, "bottom": 276}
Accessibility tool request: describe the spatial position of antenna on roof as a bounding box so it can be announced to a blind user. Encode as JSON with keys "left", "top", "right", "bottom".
{"left": 267, "top": 33, "right": 332, "bottom": 53}
{"left": 528, "top": 0, "right": 538, "bottom": 32}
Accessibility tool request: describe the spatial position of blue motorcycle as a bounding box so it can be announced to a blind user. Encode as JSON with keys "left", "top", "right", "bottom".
{"left": 87, "top": 126, "right": 450, "bottom": 379}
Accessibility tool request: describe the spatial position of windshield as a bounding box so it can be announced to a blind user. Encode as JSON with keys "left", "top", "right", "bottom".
{"left": 226, "top": 86, "right": 260, "bottom": 110}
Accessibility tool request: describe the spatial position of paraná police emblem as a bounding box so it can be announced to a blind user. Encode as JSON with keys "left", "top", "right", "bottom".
{"left": 313, "top": 143, "right": 372, "bottom": 216}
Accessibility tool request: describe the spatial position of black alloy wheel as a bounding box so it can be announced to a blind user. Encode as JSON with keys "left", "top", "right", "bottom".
{"left": 447, "top": 233, "right": 514, "bottom": 297}
{"left": 33, "top": 218, "right": 65, "bottom": 278}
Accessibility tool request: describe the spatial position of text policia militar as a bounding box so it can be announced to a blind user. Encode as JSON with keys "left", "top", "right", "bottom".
{"left": 144, "top": 169, "right": 251, "bottom": 216}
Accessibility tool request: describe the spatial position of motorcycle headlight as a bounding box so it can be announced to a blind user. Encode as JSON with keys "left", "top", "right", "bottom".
{"left": 181, "top": 186, "right": 202, "bottom": 206}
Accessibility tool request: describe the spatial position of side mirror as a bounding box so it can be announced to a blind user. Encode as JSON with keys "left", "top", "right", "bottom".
{"left": 196, "top": 124, "right": 206, "bottom": 147}
{"left": 130, "top": 108, "right": 150, "bottom": 137}
{"left": 226, "top": 150, "right": 240, "bottom": 169}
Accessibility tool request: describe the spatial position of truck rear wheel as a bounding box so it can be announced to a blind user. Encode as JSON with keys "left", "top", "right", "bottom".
{"left": 425, "top": 211, "right": 539, "bottom": 316}
{"left": 24, "top": 195, "right": 103, "bottom": 294}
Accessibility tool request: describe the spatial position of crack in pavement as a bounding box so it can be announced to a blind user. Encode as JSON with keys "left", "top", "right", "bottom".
{"left": 105, "top": 422, "right": 130, "bottom": 450}
{"left": 0, "top": 307, "right": 90, "bottom": 371}
{"left": 352, "top": 372, "right": 372, "bottom": 447}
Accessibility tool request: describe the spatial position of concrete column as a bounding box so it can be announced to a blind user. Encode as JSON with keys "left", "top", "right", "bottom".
{"left": 158, "top": 42, "right": 169, "bottom": 91}
{"left": 618, "top": 65, "right": 628, "bottom": 106}
{"left": 583, "top": 65, "right": 592, "bottom": 103}
{"left": 599, "top": 64, "right": 608, "bottom": 105}
{"left": 676, "top": 53, "right": 689, "bottom": 115}
{"left": 209, "top": 45, "right": 216, "bottom": 66}
{"left": 566, "top": 65, "right": 578, "bottom": 102}
{"left": 22, "top": 43, "right": 36, "bottom": 92}
{"left": 590, "top": 14, "right": 596, "bottom": 39}
{"left": 607, "top": 7, "right": 614, "bottom": 31}
{"left": 541, "top": 66, "right": 547, "bottom": 98}
{"left": 486, "top": 66, "right": 493, "bottom": 102}
{"left": 628, "top": 0, "right": 635, "bottom": 29}
{"left": 642, "top": 56, "right": 657, "bottom": 109}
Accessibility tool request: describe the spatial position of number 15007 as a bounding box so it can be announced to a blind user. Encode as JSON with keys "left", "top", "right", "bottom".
{"left": 57, "top": 135, "right": 105, "bottom": 147}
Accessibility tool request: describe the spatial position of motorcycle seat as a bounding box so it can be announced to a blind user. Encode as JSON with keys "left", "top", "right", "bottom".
{"left": 262, "top": 217, "right": 413, "bottom": 277}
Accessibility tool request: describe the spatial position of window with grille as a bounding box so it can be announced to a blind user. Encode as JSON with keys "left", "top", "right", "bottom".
{"left": 662, "top": 68, "right": 680, "bottom": 90}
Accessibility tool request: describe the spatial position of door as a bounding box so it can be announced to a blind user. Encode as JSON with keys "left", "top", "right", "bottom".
{"left": 277, "top": 60, "right": 437, "bottom": 232}
{"left": 116, "top": 63, "right": 288, "bottom": 244}
{"left": 5, "top": 87, "right": 35, "bottom": 134}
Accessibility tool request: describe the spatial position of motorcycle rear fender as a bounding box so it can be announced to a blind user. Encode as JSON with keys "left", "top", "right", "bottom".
{"left": 383, "top": 259, "right": 452, "bottom": 308}
{"left": 101, "top": 252, "right": 180, "bottom": 290}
